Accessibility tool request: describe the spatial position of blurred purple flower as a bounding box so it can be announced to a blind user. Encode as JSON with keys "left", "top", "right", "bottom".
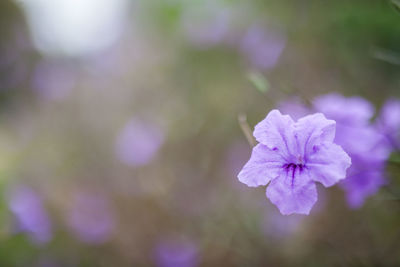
{"left": 182, "top": 7, "right": 232, "bottom": 49}
{"left": 376, "top": 99, "right": 400, "bottom": 150}
{"left": 277, "top": 97, "right": 310, "bottom": 120}
{"left": 154, "top": 238, "right": 199, "bottom": 267}
{"left": 115, "top": 119, "right": 164, "bottom": 167}
{"left": 7, "top": 185, "right": 52, "bottom": 244}
{"left": 314, "top": 93, "right": 390, "bottom": 208}
{"left": 240, "top": 25, "right": 286, "bottom": 70}
{"left": 238, "top": 110, "right": 351, "bottom": 215}
{"left": 314, "top": 93, "right": 388, "bottom": 158}
{"left": 32, "top": 60, "right": 76, "bottom": 101}
{"left": 341, "top": 157, "right": 386, "bottom": 208}
{"left": 313, "top": 93, "right": 374, "bottom": 127}
{"left": 67, "top": 192, "right": 115, "bottom": 244}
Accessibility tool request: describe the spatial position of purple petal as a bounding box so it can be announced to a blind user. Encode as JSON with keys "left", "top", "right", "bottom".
{"left": 240, "top": 25, "right": 286, "bottom": 70}
{"left": 67, "top": 192, "right": 115, "bottom": 244}
{"left": 295, "top": 113, "right": 336, "bottom": 157}
{"left": 313, "top": 93, "right": 374, "bottom": 126}
{"left": 313, "top": 94, "right": 387, "bottom": 159}
{"left": 335, "top": 124, "right": 389, "bottom": 161}
{"left": 343, "top": 171, "right": 385, "bottom": 209}
{"left": 238, "top": 144, "right": 285, "bottom": 187}
{"left": 380, "top": 99, "right": 400, "bottom": 131}
{"left": 341, "top": 158, "right": 386, "bottom": 208}
{"left": 377, "top": 99, "right": 400, "bottom": 149}
{"left": 155, "top": 239, "right": 199, "bottom": 267}
{"left": 7, "top": 185, "right": 52, "bottom": 244}
{"left": 115, "top": 119, "right": 164, "bottom": 167}
{"left": 266, "top": 170, "right": 317, "bottom": 215}
{"left": 307, "top": 143, "right": 351, "bottom": 187}
{"left": 253, "top": 109, "right": 295, "bottom": 158}
{"left": 182, "top": 5, "right": 232, "bottom": 49}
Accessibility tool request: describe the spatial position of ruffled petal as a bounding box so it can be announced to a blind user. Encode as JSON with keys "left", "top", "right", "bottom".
{"left": 295, "top": 113, "right": 336, "bottom": 157}
{"left": 266, "top": 169, "right": 317, "bottom": 215}
{"left": 253, "top": 110, "right": 295, "bottom": 158}
{"left": 306, "top": 143, "right": 351, "bottom": 187}
{"left": 238, "top": 144, "right": 285, "bottom": 187}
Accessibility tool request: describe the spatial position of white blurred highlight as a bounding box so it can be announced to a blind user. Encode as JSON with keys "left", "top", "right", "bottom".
{"left": 16, "top": 0, "right": 129, "bottom": 57}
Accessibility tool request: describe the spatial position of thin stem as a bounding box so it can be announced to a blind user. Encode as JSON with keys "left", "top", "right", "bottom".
{"left": 238, "top": 113, "right": 257, "bottom": 148}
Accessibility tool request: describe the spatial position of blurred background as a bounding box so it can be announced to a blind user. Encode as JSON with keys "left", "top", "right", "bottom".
{"left": 0, "top": 0, "right": 400, "bottom": 266}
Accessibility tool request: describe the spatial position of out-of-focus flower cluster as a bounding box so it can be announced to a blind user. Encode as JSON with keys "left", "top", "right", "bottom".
{"left": 1, "top": 0, "right": 400, "bottom": 266}
{"left": 276, "top": 93, "right": 400, "bottom": 209}
{"left": 180, "top": 1, "right": 286, "bottom": 71}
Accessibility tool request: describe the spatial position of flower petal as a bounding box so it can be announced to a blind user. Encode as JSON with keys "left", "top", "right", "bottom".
{"left": 335, "top": 124, "right": 390, "bottom": 162}
{"left": 306, "top": 143, "right": 351, "bottom": 187}
{"left": 238, "top": 144, "right": 285, "bottom": 187}
{"left": 340, "top": 158, "right": 386, "bottom": 209}
{"left": 313, "top": 93, "right": 374, "bottom": 126}
{"left": 379, "top": 100, "right": 400, "bottom": 133}
{"left": 342, "top": 169, "right": 385, "bottom": 209}
{"left": 295, "top": 113, "right": 336, "bottom": 156}
{"left": 253, "top": 109, "right": 295, "bottom": 158}
{"left": 266, "top": 169, "right": 317, "bottom": 215}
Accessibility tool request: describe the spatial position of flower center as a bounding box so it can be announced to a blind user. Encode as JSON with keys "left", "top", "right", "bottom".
{"left": 295, "top": 154, "right": 304, "bottom": 165}
{"left": 284, "top": 163, "right": 304, "bottom": 173}
{"left": 283, "top": 163, "right": 305, "bottom": 187}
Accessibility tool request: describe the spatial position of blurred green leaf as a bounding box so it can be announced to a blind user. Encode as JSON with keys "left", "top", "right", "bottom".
{"left": 389, "top": 152, "right": 400, "bottom": 164}
{"left": 372, "top": 47, "right": 400, "bottom": 65}
{"left": 390, "top": 0, "right": 400, "bottom": 14}
{"left": 247, "top": 72, "right": 270, "bottom": 94}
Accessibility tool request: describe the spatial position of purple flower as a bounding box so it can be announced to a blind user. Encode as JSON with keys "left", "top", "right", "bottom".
{"left": 240, "top": 25, "right": 286, "bottom": 70}
{"left": 314, "top": 93, "right": 390, "bottom": 208}
{"left": 7, "top": 185, "right": 52, "bottom": 244}
{"left": 376, "top": 99, "right": 400, "bottom": 150}
{"left": 154, "top": 238, "right": 199, "bottom": 267}
{"left": 314, "top": 94, "right": 386, "bottom": 157}
{"left": 115, "top": 119, "right": 164, "bottom": 167}
{"left": 238, "top": 110, "right": 351, "bottom": 215}
{"left": 67, "top": 192, "right": 115, "bottom": 244}
{"left": 341, "top": 157, "right": 386, "bottom": 208}
{"left": 182, "top": 6, "right": 233, "bottom": 49}
{"left": 313, "top": 93, "right": 374, "bottom": 127}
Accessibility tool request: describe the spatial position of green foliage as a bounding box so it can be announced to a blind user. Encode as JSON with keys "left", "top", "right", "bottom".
{"left": 247, "top": 72, "right": 270, "bottom": 94}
